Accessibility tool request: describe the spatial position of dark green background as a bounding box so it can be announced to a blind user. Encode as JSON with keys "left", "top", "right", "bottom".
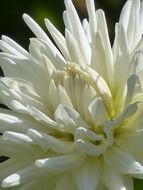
{"left": 0, "top": 0, "right": 125, "bottom": 49}
{"left": 0, "top": 0, "right": 143, "bottom": 189}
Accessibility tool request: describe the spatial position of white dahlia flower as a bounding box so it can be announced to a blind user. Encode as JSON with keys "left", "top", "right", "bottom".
{"left": 0, "top": 0, "right": 143, "bottom": 189}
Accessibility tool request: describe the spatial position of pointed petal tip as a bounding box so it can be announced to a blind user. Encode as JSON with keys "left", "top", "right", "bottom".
{"left": 22, "top": 13, "right": 32, "bottom": 23}
{"left": 35, "top": 159, "right": 44, "bottom": 168}
{"left": 1, "top": 35, "right": 7, "bottom": 41}
{"left": 22, "top": 13, "right": 28, "bottom": 19}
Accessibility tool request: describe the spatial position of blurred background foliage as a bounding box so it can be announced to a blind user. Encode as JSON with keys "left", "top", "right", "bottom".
{"left": 0, "top": 0, "right": 143, "bottom": 189}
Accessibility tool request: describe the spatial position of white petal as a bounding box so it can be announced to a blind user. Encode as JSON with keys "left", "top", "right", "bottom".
{"left": 119, "top": 0, "right": 132, "bottom": 33}
{"left": 23, "top": 14, "right": 53, "bottom": 47}
{"left": 82, "top": 19, "right": 91, "bottom": 43}
{"left": 73, "top": 158, "right": 101, "bottom": 190}
{"left": 113, "top": 24, "right": 129, "bottom": 106}
{"left": 82, "top": 84, "right": 95, "bottom": 123}
{"left": 2, "top": 165, "right": 53, "bottom": 187}
{"left": 74, "top": 127, "right": 103, "bottom": 142}
{"left": 55, "top": 173, "right": 77, "bottom": 190}
{"left": 0, "top": 108, "right": 47, "bottom": 133}
{"left": 35, "top": 154, "right": 85, "bottom": 171}
{"left": 115, "top": 130, "right": 143, "bottom": 153}
{"left": 27, "top": 105, "right": 57, "bottom": 130}
{"left": 104, "top": 146, "right": 143, "bottom": 174}
{"left": 85, "top": 0, "right": 97, "bottom": 37}
{"left": 48, "top": 79, "right": 59, "bottom": 110}
{"left": 55, "top": 104, "right": 89, "bottom": 133}
{"left": 75, "top": 139, "right": 107, "bottom": 156}
{"left": 27, "top": 129, "right": 74, "bottom": 153}
{"left": 103, "top": 168, "right": 127, "bottom": 190}
{"left": 88, "top": 97, "right": 108, "bottom": 126}
{"left": 125, "top": 74, "right": 141, "bottom": 106}
{"left": 2, "top": 174, "right": 20, "bottom": 187}
{"left": 0, "top": 137, "right": 42, "bottom": 158}
{"left": 0, "top": 40, "right": 25, "bottom": 59}
{"left": 65, "top": 29, "right": 86, "bottom": 67}
{"left": 63, "top": 10, "right": 73, "bottom": 34}
{"left": 83, "top": 67, "right": 114, "bottom": 117}
{"left": 96, "top": 10, "right": 113, "bottom": 87}
{"left": 64, "top": 0, "right": 91, "bottom": 64}
{"left": 45, "top": 18, "right": 71, "bottom": 61}
{"left": 3, "top": 131, "right": 33, "bottom": 143}
{"left": 58, "top": 85, "right": 73, "bottom": 107}
{"left": 1, "top": 35, "right": 30, "bottom": 58}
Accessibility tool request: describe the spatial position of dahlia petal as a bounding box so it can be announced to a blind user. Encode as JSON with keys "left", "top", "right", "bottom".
{"left": 0, "top": 40, "right": 25, "bottom": 58}
{"left": 85, "top": 67, "right": 114, "bottom": 117}
{"left": 74, "top": 76, "right": 85, "bottom": 116}
{"left": 103, "top": 168, "right": 127, "bottom": 190}
{"left": 104, "top": 146, "right": 143, "bottom": 174}
{"left": 73, "top": 158, "right": 101, "bottom": 190}
{"left": 2, "top": 174, "right": 20, "bottom": 187}
{"left": 96, "top": 10, "right": 113, "bottom": 86}
{"left": 65, "top": 29, "right": 86, "bottom": 66}
{"left": 126, "top": 0, "right": 140, "bottom": 49}
{"left": 103, "top": 122, "right": 114, "bottom": 146}
{"left": 115, "top": 130, "right": 143, "bottom": 153}
{"left": 2, "top": 165, "right": 53, "bottom": 187}
{"left": 90, "top": 31, "right": 109, "bottom": 84}
{"left": 55, "top": 174, "right": 77, "bottom": 190}
{"left": 0, "top": 111, "right": 22, "bottom": 124}
{"left": 0, "top": 108, "right": 47, "bottom": 133}
{"left": 120, "top": 0, "right": 141, "bottom": 50}
{"left": 130, "top": 39, "right": 143, "bottom": 75}
{"left": 123, "top": 176, "right": 134, "bottom": 190}
{"left": 0, "top": 159, "right": 30, "bottom": 181}
{"left": 29, "top": 38, "right": 46, "bottom": 61}
{"left": 63, "top": 11, "right": 73, "bottom": 33}
{"left": 88, "top": 97, "right": 108, "bottom": 126}
{"left": 23, "top": 14, "right": 54, "bottom": 47}
{"left": 85, "top": 0, "right": 97, "bottom": 36}
{"left": 27, "top": 105, "right": 57, "bottom": 130}
{"left": 39, "top": 39, "right": 67, "bottom": 70}
{"left": 0, "top": 57, "right": 51, "bottom": 101}
{"left": 0, "top": 136, "right": 42, "bottom": 158}
{"left": 82, "top": 19, "right": 91, "bottom": 43}
{"left": 82, "top": 84, "right": 95, "bottom": 123}
{"left": 28, "top": 129, "right": 74, "bottom": 153}
{"left": 74, "top": 127, "right": 103, "bottom": 141}
{"left": 64, "top": 0, "right": 91, "bottom": 64}
{"left": 42, "top": 54, "right": 55, "bottom": 76}
{"left": 19, "top": 177, "right": 55, "bottom": 190}
{"left": 1, "top": 35, "right": 30, "bottom": 58}
{"left": 1, "top": 0, "right": 143, "bottom": 189}
{"left": 76, "top": 139, "right": 107, "bottom": 156}
{"left": 140, "top": 2, "right": 143, "bottom": 34}
{"left": 58, "top": 85, "right": 73, "bottom": 107}
{"left": 55, "top": 104, "right": 89, "bottom": 132}
{"left": 45, "top": 18, "right": 71, "bottom": 61}
{"left": 113, "top": 24, "right": 129, "bottom": 104}
{"left": 48, "top": 80, "right": 59, "bottom": 110}
{"left": 23, "top": 14, "right": 66, "bottom": 69}
{"left": 3, "top": 131, "right": 33, "bottom": 143}
{"left": 125, "top": 74, "right": 141, "bottom": 106}
{"left": 0, "top": 82, "right": 46, "bottom": 114}
{"left": 35, "top": 154, "right": 85, "bottom": 171}
{"left": 113, "top": 103, "right": 138, "bottom": 128}
{"left": 119, "top": 0, "right": 132, "bottom": 33}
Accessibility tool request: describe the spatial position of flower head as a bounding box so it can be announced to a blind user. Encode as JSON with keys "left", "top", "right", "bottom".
{"left": 0, "top": 0, "right": 143, "bottom": 189}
